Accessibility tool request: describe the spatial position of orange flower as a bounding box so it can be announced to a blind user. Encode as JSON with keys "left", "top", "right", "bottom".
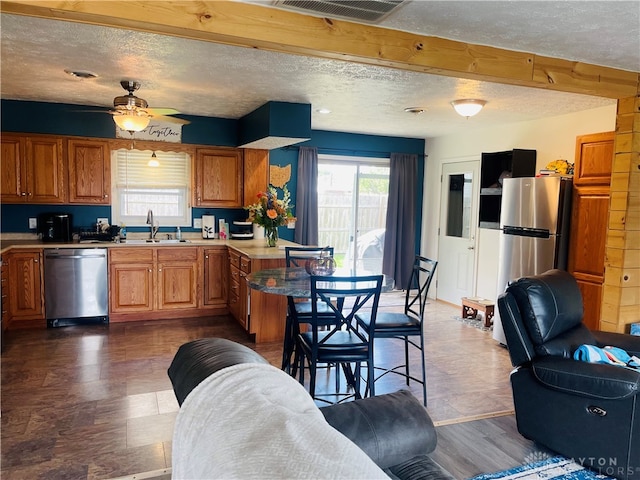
{"left": 266, "top": 209, "right": 278, "bottom": 219}
{"left": 266, "top": 277, "right": 277, "bottom": 287}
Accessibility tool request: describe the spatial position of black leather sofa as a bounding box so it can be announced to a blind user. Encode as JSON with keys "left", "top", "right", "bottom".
{"left": 498, "top": 269, "right": 640, "bottom": 480}
{"left": 168, "top": 337, "right": 454, "bottom": 479}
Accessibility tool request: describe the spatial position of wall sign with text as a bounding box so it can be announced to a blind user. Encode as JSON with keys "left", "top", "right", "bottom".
{"left": 115, "top": 121, "right": 182, "bottom": 143}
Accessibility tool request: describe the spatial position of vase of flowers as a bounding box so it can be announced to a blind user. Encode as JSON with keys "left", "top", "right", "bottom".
{"left": 245, "top": 186, "right": 295, "bottom": 247}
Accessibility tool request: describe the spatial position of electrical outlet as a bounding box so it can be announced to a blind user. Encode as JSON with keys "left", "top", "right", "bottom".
{"left": 28, "top": 217, "right": 37, "bottom": 229}
{"left": 97, "top": 217, "right": 109, "bottom": 225}
{"left": 193, "top": 218, "right": 202, "bottom": 228}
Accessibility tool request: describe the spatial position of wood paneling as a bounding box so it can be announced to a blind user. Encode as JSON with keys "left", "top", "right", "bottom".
{"left": 242, "top": 148, "right": 269, "bottom": 206}
{"left": 1, "top": 1, "right": 636, "bottom": 98}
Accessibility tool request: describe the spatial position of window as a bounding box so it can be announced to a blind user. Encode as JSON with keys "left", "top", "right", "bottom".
{"left": 318, "top": 155, "right": 389, "bottom": 273}
{"left": 111, "top": 149, "right": 191, "bottom": 227}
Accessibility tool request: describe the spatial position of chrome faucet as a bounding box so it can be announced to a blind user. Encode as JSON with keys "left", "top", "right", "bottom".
{"left": 146, "top": 209, "right": 158, "bottom": 239}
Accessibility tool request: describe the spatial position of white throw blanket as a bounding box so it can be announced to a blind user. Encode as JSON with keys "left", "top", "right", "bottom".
{"left": 172, "top": 362, "right": 389, "bottom": 480}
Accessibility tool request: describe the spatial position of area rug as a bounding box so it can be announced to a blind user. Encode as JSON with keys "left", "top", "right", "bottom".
{"left": 469, "top": 456, "right": 614, "bottom": 480}
{"left": 454, "top": 315, "right": 493, "bottom": 332}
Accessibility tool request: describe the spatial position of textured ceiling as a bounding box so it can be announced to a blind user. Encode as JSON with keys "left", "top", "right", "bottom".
{"left": 1, "top": 1, "right": 637, "bottom": 139}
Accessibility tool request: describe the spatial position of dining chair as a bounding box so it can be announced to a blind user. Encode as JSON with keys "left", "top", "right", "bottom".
{"left": 297, "top": 274, "right": 383, "bottom": 404}
{"left": 356, "top": 255, "right": 437, "bottom": 406}
{"left": 282, "top": 246, "right": 337, "bottom": 374}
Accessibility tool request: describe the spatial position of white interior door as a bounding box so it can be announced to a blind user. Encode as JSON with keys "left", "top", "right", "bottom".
{"left": 436, "top": 160, "right": 480, "bottom": 305}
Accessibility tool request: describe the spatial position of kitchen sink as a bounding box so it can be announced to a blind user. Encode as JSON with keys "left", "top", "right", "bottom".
{"left": 122, "top": 239, "right": 191, "bottom": 244}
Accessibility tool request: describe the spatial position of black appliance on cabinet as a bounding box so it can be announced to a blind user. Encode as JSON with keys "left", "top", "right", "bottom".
{"left": 38, "top": 213, "right": 73, "bottom": 242}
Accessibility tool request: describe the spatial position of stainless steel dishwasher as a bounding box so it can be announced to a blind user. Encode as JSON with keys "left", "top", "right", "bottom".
{"left": 44, "top": 248, "right": 109, "bottom": 327}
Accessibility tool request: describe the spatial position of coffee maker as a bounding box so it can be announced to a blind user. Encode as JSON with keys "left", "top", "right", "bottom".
{"left": 38, "top": 213, "right": 73, "bottom": 242}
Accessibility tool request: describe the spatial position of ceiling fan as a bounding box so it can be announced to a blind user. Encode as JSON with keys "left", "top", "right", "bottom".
{"left": 109, "top": 80, "right": 190, "bottom": 132}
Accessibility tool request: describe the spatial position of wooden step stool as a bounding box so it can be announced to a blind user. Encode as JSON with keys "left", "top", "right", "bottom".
{"left": 461, "top": 297, "right": 495, "bottom": 328}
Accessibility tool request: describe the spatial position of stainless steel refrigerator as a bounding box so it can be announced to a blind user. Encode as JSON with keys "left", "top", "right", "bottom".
{"left": 493, "top": 176, "right": 573, "bottom": 344}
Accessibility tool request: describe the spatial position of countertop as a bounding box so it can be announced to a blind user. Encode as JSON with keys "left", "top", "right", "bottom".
{"left": 0, "top": 236, "right": 299, "bottom": 259}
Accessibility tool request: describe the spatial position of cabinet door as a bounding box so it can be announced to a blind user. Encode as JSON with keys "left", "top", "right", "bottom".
{"left": 203, "top": 248, "right": 228, "bottom": 306}
{"left": 157, "top": 248, "right": 198, "bottom": 310}
{"left": 7, "top": 250, "right": 44, "bottom": 321}
{"left": 194, "top": 148, "right": 242, "bottom": 207}
{"left": 568, "top": 132, "right": 614, "bottom": 331}
{"left": 1, "top": 135, "right": 27, "bottom": 203}
{"left": 68, "top": 139, "right": 111, "bottom": 204}
{"left": 28, "top": 136, "right": 66, "bottom": 203}
{"left": 109, "top": 248, "right": 154, "bottom": 313}
{"left": 242, "top": 149, "right": 269, "bottom": 206}
{"left": 109, "top": 263, "right": 154, "bottom": 313}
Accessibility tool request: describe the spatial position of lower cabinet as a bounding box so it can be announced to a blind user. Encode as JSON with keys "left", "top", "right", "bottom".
{"left": 228, "top": 246, "right": 288, "bottom": 343}
{"left": 228, "top": 249, "right": 249, "bottom": 329}
{"left": 109, "top": 246, "right": 228, "bottom": 321}
{"left": 203, "top": 248, "right": 229, "bottom": 307}
{"left": 4, "top": 249, "right": 45, "bottom": 327}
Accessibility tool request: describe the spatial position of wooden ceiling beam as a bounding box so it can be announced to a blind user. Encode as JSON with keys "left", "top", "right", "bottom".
{"left": 1, "top": 0, "right": 638, "bottom": 99}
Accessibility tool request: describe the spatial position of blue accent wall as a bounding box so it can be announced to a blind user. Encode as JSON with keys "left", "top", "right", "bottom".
{"left": 1, "top": 100, "right": 425, "bottom": 249}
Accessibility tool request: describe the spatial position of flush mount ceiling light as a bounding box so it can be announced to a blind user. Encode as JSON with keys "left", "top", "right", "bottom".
{"left": 64, "top": 69, "right": 98, "bottom": 79}
{"left": 112, "top": 111, "right": 151, "bottom": 132}
{"left": 451, "top": 99, "right": 486, "bottom": 118}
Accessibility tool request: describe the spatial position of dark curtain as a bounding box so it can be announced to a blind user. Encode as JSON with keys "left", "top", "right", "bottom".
{"left": 294, "top": 147, "right": 319, "bottom": 245}
{"left": 382, "top": 153, "right": 418, "bottom": 290}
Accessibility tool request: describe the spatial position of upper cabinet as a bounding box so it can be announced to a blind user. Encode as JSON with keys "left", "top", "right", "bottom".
{"left": 242, "top": 149, "right": 269, "bottom": 206}
{"left": 1, "top": 134, "right": 66, "bottom": 204}
{"left": 479, "top": 149, "right": 536, "bottom": 229}
{"left": 194, "top": 148, "right": 243, "bottom": 207}
{"left": 67, "top": 139, "right": 111, "bottom": 204}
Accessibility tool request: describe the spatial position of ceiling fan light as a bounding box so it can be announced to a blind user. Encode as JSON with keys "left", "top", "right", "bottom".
{"left": 113, "top": 112, "right": 150, "bottom": 132}
{"left": 451, "top": 99, "right": 486, "bottom": 118}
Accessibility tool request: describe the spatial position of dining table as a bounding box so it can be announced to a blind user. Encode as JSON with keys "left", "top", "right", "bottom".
{"left": 246, "top": 266, "right": 395, "bottom": 375}
{"left": 246, "top": 266, "right": 395, "bottom": 298}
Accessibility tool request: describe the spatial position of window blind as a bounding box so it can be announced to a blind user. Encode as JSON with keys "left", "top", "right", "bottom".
{"left": 115, "top": 150, "right": 189, "bottom": 187}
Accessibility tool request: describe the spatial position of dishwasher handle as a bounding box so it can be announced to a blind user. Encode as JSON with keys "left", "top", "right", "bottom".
{"left": 45, "top": 252, "right": 107, "bottom": 259}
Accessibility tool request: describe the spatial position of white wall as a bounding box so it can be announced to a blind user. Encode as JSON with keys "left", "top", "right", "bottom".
{"left": 421, "top": 103, "right": 617, "bottom": 301}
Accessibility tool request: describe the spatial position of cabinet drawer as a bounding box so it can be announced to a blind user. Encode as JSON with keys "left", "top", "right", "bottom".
{"left": 240, "top": 256, "right": 251, "bottom": 273}
{"left": 110, "top": 248, "right": 154, "bottom": 263}
{"left": 157, "top": 247, "right": 197, "bottom": 262}
{"left": 229, "top": 250, "right": 240, "bottom": 269}
{"left": 230, "top": 266, "right": 240, "bottom": 283}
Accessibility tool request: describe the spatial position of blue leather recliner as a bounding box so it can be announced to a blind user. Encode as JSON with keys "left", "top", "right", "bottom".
{"left": 498, "top": 269, "right": 640, "bottom": 480}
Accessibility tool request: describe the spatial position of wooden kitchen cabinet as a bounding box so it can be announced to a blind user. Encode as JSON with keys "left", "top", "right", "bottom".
{"left": 194, "top": 147, "right": 243, "bottom": 207}
{"left": 202, "top": 247, "right": 228, "bottom": 307}
{"left": 568, "top": 132, "right": 614, "bottom": 331}
{"left": 228, "top": 246, "right": 288, "bottom": 342}
{"left": 1, "top": 134, "right": 65, "bottom": 204}
{"left": 109, "top": 248, "right": 154, "bottom": 314}
{"left": 5, "top": 249, "right": 45, "bottom": 326}
{"left": 242, "top": 149, "right": 269, "bottom": 206}
{"left": 67, "top": 138, "right": 111, "bottom": 204}
{"left": 109, "top": 246, "right": 201, "bottom": 320}
{"left": 157, "top": 248, "right": 198, "bottom": 310}
{"left": 228, "top": 248, "right": 249, "bottom": 328}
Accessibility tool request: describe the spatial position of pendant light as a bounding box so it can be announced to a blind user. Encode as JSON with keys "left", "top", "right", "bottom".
{"left": 148, "top": 151, "right": 160, "bottom": 167}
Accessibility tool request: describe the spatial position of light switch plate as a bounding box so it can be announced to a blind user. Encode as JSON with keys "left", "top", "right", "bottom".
{"left": 193, "top": 218, "right": 202, "bottom": 228}
{"left": 28, "top": 217, "right": 37, "bottom": 229}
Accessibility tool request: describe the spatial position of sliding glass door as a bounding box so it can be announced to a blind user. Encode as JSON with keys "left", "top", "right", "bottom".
{"left": 317, "top": 156, "right": 389, "bottom": 273}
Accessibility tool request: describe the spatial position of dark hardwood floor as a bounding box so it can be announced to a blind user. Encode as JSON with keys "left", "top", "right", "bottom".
{"left": 1, "top": 296, "right": 540, "bottom": 479}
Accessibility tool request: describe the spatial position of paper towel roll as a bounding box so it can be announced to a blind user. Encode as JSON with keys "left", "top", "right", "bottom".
{"left": 202, "top": 215, "right": 215, "bottom": 238}
{"left": 253, "top": 224, "right": 264, "bottom": 239}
